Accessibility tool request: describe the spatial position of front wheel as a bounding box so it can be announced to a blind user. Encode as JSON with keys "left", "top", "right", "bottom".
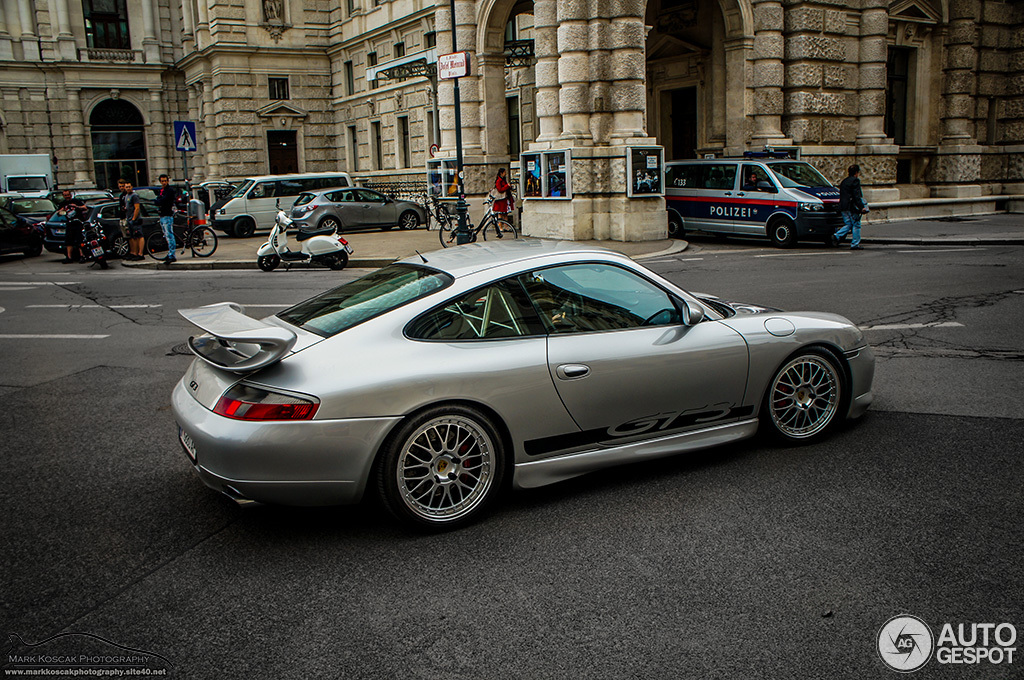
{"left": 257, "top": 254, "right": 280, "bottom": 272}
{"left": 145, "top": 232, "right": 169, "bottom": 259}
{"left": 769, "top": 218, "right": 798, "bottom": 248}
{"left": 398, "top": 210, "right": 419, "bottom": 230}
{"left": 376, "top": 405, "right": 506, "bottom": 529}
{"left": 483, "top": 218, "right": 518, "bottom": 241}
{"left": 189, "top": 226, "right": 218, "bottom": 257}
{"left": 668, "top": 212, "right": 685, "bottom": 239}
{"left": 234, "top": 217, "right": 256, "bottom": 238}
{"left": 762, "top": 349, "right": 843, "bottom": 443}
{"left": 110, "top": 234, "right": 129, "bottom": 258}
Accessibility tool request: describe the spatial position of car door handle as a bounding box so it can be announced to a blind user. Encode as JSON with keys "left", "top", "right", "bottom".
{"left": 724, "top": 192, "right": 732, "bottom": 196}
{"left": 556, "top": 364, "right": 590, "bottom": 380}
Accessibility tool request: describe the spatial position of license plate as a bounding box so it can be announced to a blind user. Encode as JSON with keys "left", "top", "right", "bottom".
{"left": 179, "top": 427, "right": 197, "bottom": 463}
{"left": 91, "top": 246, "right": 105, "bottom": 258}
{"left": 344, "top": 244, "right": 353, "bottom": 254}
{"left": 53, "top": 228, "right": 65, "bottom": 236}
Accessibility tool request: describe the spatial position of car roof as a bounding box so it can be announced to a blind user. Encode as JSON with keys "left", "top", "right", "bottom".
{"left": 394, "top": 239, "right": 625, "bottom": 279}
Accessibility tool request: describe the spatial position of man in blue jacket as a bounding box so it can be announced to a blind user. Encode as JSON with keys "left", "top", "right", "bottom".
{"left": 834, "top": 164, "right": 866, "bottom": 250}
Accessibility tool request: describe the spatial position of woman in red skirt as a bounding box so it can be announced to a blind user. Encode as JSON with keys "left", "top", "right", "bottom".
{"left": 492, "top": 167, "right": 514, "bottom": 215}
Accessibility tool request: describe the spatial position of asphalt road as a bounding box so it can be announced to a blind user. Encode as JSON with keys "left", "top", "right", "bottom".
{"left": 1, "top": 241, "right": 1021, "bottom": 679}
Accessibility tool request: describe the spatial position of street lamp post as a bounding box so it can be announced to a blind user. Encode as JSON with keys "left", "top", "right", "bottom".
{"left": 446, "top": 0, "right": 471, "bottom": 244}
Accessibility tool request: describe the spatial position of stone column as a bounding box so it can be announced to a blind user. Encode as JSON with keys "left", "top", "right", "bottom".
{"left": 187, "top": 84, "right": 203, "bottom": 181}
{"left": 532, "top": 0, "right": 562, "bottom": 144}
{"left": 181, "top": 0, "right": 195, "bottom": 49}
{"left": 201, "top": 82, "right": 220, "bottom": 179}
{"left": 454, "top": 0, "right": 482, "bottom": 156}
{"left": 66, "top": 89, "right": 92, "bottom": 186}
{"left": 50, "top": 0, "right": 77, "bottom": 60}
{"left": 195, "top": 0, "right": 210, "bottom": 51}
{"left": 934, "top": 0, "right": 982, "bottom": 197}
{"left": 149, "top": 89, "right": 169, "bottom": 178}
{"left": 723, "top": 38, "right": 752, "bottom": 156}
{"left": 435, "top": 0, "right": 456, "bottom": 154}
{"left": 557, "top": 0, "right": 592, "bottom": 143}
{"left": 750, "top": 0, "right": 786, "bottom": 144}
{"left": 17, "top": 0, "right": 40, "bottom": 61}
{"left": 479, "top": 53, "right": 508, "bottom": 161}
{"left": 0, "top": 5, "right": 14, "bottom": 61}
{"left": 856, "top": 0, "right": 889, "bottom": 144}
{"left": 588, "top": 16, "right": 612, "bottom": 145}
{"left": 608, "top": 11, "right": 646, "bottom": 140}
{"left": 141, "top": 0, "right": 160, "bottom": 62}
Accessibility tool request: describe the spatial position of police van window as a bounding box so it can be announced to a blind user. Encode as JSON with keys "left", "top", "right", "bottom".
{"left": 666, "top": 164, "right": 700, "bottom": 189}
{"left": 699, "top": 164, "right": 737, "bottom": 191}
{"left": 742, "top": 165, "right": 774, "bottom": 192}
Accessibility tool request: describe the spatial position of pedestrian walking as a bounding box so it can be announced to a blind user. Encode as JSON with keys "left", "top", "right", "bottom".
{"left": 834, "top": 164, "right": 867, "bottom": 250}
{"left": 56, "top": 189, "right": 88, "bottom": 264}
{"left": 155, "top": 174, "right": 179, "bottom": 263}
{"left": 124, "top": 180, "right": 144, "bottom": 260}
{"left": 491, "top": 168, "right": 515, "bottom": 216}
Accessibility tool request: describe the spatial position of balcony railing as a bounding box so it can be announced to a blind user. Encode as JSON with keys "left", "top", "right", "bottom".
{"left": 77, "top": 48, "right": 143, "bottom": 63}
{"left": 504, "top": 40, "right": 534, "bottom": 68}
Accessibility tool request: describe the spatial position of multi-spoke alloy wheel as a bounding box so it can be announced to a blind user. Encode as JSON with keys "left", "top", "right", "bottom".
{"left": 765, "top": 350, "right": 842, "bottom": 442}
{"left": 378, "top": 406, "right": 504, "bottom": 528}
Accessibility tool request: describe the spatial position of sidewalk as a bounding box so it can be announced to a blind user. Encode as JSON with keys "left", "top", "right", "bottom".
{"left": 120, "top": 212, "right": 1023, "bottom": 270}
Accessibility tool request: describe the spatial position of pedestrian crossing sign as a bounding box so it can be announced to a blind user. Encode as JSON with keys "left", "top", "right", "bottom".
{"left": 174, "top": 121, "right": 197, "bottom": 152}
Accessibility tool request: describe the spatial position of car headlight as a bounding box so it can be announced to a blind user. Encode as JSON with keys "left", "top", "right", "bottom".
{"left": 798, "top": 202, "right": 824, "bottom": 212}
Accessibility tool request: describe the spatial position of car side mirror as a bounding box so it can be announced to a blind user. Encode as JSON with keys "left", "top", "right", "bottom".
{"left": 679, "top": 298, "right": 705, "bottom": 326}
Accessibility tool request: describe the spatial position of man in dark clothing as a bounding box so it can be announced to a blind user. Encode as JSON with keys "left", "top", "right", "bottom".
{"left": 834, "top": 164, "right": 866, "bottom": 250}
{"left": 124, "top": 181, "right": 144, "bottom": 260}
{"left": 155, "top": 174, "right": 180, "bottom": 263}
{"left": 116, "top": 178, "right": 129, "bottom": 240}
{"left": 57, "top": 189, "right": 88, "bottom": 264}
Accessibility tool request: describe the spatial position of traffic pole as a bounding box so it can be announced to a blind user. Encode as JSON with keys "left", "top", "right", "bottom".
{"left": 448, "top": 0, "right": 471, "bottom": 245}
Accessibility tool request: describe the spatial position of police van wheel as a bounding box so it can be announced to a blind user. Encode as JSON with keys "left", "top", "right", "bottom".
{"left": 667, "top": 214, "right": 685, "bottom": 239}
{"left": 769, "top": 219, "right": 797, "bottom": 248}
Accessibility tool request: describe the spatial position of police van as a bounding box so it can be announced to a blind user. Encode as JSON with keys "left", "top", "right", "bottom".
{"left": 664, "top": 153, "right": 842, "bottom": 247}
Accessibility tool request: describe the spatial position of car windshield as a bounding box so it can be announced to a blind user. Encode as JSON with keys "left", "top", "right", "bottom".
{"left": 768, "top": 162, "right": 832, "bottom": 188}
{"left": 278, "top": 264, "right": 453, "bottom": 337}
{"left": 8, "top": 177, "right": 48, "bottom": 191}
{"left": 12, "top": 198, "right": 56, "bottom": 213}
{"left": 294, "top": 192, "right": 316, "bottom": 207}
{"left": 230, "top": 180, "right": 254, "bottom": 198}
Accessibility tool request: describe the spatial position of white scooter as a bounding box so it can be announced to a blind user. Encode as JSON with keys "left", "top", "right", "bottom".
{"left": 257, "top": 208, "right": 352, "bottom": 272}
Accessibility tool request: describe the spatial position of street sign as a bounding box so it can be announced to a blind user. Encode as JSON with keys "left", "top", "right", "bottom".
{"left": 174, "top": 121, "right": 197, "bottom": 152}
{"left": 438, "top": 52, "right": 470, "bottom": 79}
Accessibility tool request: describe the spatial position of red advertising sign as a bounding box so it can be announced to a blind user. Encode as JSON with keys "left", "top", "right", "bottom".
{"left": 438, "top": 52, "right": 470, "bottom": 79}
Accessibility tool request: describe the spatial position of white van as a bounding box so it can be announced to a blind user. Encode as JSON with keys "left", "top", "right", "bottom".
{"left": 210, "top": 172, "right": 353, "bottom": 237}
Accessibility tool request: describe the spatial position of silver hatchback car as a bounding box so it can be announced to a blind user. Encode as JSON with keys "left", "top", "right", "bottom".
{"left": 173, "top": 240, "right": 874, "bottom": 529}
{"left": 289, "top": 187, "right": 427, "bottom": 233}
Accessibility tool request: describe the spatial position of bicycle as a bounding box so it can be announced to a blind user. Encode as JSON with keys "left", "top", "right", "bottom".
{"left": 421, "top": 193, "right": 453, "bottom": 233}
{"left": 145, "top": 211, "right": 219, "bottom": 260}
{"left": 437, "top": 196, "right": 518, "bottom": 248}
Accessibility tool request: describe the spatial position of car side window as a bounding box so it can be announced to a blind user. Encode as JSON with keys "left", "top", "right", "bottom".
{"left": 742, "top": 164, "right": 774, "bottom": 192}
{"left": 407, "top": 280, "right": 544, "bottom": 341}
{"left": 325, "top": 191, "right": 345, "bottom": 203}
{"left": 250, "top": 182, "right": 275, "bottom": 199}
{"left": 356, "top": 189, "right": 385, "bottom": 203}
{"left": 666, "top": 164, "right": 700, "bottom": 189}
{"left": 699, "top": 164, "right": 737, "bottom": 191}
{"left": 0, "top": 207, "right": 15, "bottom": 227}
{"left": 518, "top": 263, "right": 681, "bottom": 334}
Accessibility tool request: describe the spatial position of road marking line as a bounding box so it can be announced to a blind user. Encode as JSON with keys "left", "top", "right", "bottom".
{"left": 241, "top": 304, "right": 293, "bottom": 307}
{"left": 896, "top": 248, "right": 984, "bottom": 254}
{"left": 26, "top": 304, "right": 162, "bottom": 309}
{"left": 0, "top": 334, "right": 110, "bottom": 339}
{"left": 754, "top": 251, "right": 837, "bottom": 258}
{"left": 0, "top": 281, "right": 80, "bottom": 286}
{"left": 862, "top": 321, "right": 964, "bottom": 331}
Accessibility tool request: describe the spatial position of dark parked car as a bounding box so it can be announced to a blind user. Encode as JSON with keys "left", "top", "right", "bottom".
{"left": 289, "top": 187, "right": 427, "bottom": 233}
{"left": 44, "top": 189, "right": 115, "bottom": 204}
{"left": 0, "top": 205, "right": 43, "bottom": 259}
{"left": 41, "top": 200, "right": 177, "bottom": 257}
{"left": 2, "top": 195, "right": 58, "bottom": 222}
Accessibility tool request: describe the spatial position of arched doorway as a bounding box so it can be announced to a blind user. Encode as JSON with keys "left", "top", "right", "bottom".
{"left": 90, "top": 99, "right": 148, "bottom": 189}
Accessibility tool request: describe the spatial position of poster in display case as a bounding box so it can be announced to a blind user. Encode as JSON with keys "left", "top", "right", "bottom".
{"left": 519, "top": 150, "right": 572, "bottom": 200}
{"left": 627, "top": 146, "right": 665, "bottom": 197}
{"left": 427, "top": 159, "right": 460, "bottom": 199}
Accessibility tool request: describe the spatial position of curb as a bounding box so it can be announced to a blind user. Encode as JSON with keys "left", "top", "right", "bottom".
{"left": 120, "top": 256, "right": 396, "bottom": 270}
{"left": 861, "top": 237, "right": 1024, "bottom": 246}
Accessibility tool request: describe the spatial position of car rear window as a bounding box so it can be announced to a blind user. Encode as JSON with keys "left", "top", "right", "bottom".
{"left": 278, "top": 264, "right": 453, "bottom": 337}
{"left": 294, "top": 192, "right": 316, "bottom": 207}
{"left": 12, "top": 199, "right": 56, "bottom": 213}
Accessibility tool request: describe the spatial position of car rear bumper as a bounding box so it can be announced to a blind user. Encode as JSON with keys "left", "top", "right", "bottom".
{"left": 171, "top": 378, "right": 402, "bottom": 506}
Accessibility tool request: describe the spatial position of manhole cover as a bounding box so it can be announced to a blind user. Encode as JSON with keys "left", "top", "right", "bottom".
{"left": 168, "top": 342, "right": 193, "bottom": 356}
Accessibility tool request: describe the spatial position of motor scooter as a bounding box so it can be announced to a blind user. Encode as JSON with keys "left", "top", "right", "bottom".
{"left": 256, "top": 208, "right": 352, "bottom": 272}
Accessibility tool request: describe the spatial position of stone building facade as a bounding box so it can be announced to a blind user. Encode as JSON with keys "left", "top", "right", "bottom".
{"left": 1, "top": 0, "right": 1021, "bottom": 240}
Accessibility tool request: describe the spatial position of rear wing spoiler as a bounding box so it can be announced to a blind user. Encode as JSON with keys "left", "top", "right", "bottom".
{"left": 179, "top": 302, "right": 296, "bottom": 373}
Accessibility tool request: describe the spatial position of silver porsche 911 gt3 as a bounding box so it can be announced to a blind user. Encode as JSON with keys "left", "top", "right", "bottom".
{"left": 172, "top": 240, "right": 874, "bottom": 528}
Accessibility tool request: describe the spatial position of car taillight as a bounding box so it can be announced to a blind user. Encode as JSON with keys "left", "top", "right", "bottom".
{"left": 295, "top": 204, "right": 317, "bottom": 214}
{"left": 213, "top": 383, "right": 319, "bottom": 421}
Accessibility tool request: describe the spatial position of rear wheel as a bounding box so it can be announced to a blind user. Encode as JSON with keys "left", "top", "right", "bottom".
{"left": 667, "top": 212, "right": 685, "bottom": 239}
{"left": 327, "top": 252, "right": 348, "bottom": 270}
{"left": 376, "top": 404, "right": 505, "bottom": 529}
{"left": 319, "top": 216, "right": 342, "bottom": 233}
{"left": 189, "top": 226, "right": 218, "bottom": 257}
{"left": 24, "top": 242, "right": 43, "bottom": 258}
{"left": 769, "top": 218, "right": 797, "bottom": 248}
{"left": 399, "top": 210, "right": 419, "bottom": 230}
{"left": 234, "top": 217, "right": 256, "bottom": 238}
{"left": 145, "top": 232, "right": 169, "bottom": 259}
{"left": 257, "top": 254, "right": 280, "bottom": 272}
{"left": 762, "top": 349, "right": 843, "bottom": 443}
{"left": 483, "top": 218, "right": 518, "bottom": 241}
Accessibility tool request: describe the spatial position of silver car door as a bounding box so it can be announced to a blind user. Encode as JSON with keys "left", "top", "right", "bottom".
{"left": 357, "top": 189, "right": 392, "bottom": 227}
{"left": 519, "top": 264, "right": 749, "bottom": 449}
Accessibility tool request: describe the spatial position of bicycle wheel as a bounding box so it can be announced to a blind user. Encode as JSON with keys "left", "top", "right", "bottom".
{"left": 145, "top": 232, "right": 169, "bottom": 259}
{"left": 438, "top": 217, "right": 457, "bottom": 247}
{"left": 189, "top": 226, "right": 218, "bottom": 257}
{"left": 483, "top": 218, "right": 518, "bottom": 241}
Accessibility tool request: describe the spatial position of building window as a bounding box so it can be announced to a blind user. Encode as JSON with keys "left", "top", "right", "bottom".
{"left": 82, "top": 0, "right": 131, "bottom": 49}
{"left": 506, "top": 96, "right": 521, "bottom": 157}
{"left": 367, "top": 52, "right": 378, "bottom": 90}
{"left": 394, "top": 42, "right": 405, "bottom": 58}
{"left": 425, "top": 31, "right": 436, "bottom": 49}
{"left": 346, "top": 0, "right": 355, "bottom": 15}
{"left": 90, "top": 99, "right": 147, "bottom": 189}
{"left": 344, "top": 61, "right": 355, "bottom": 96}
{"left": 348, "top": 125, "right": 360, "bottom": 172}
{"left": 269, "top": 77, "right": 289, "bottom": 101}
{"left": 885, "top": 47, "right": 911, "bottom": 146}
{"left": 397, "top": 116, "right": 410, "bottom": 169}
{"left": 372, "top": 121, "right": 383, "bottom": 170}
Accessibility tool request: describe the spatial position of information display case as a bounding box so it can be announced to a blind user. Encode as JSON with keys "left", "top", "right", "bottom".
{"left": 519, "top": 150, "right": 572, "bottom": 200}
{"left": 427, "top": 159, "right": 460, "bottom": 199}
{"left": 627, "top": 147, "right": 665, "bottom": 197}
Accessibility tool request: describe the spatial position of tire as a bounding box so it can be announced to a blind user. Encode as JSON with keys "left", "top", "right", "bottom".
{"left": 319, "top": 216, "right": 343, "bottom": 233}
{"left": 327, "top": 252, "right": 348, "bottom": 270}
{"left": 145, "top": 232, "right": 169, "bottom": 259}
{"left": 768, "top": 218, "right": 797, "bottom": 248}
{"left": 110, "top": 235, "right": 129, "bottom": 258}
{"left": 234, "top": 217, "right": 256, "bottom": 238}
{"left": 376, "top": 404, "right": 505, "bottom": 529}
{"left": 24, "top": 242, "right": 43, "bottom": 258}
{"left": 257, "top": 254, "right": 280, "bottom": 272}
{"left": 667, "top": 212, "right": 685, "bottom": 239}
{"left": 189, "top": 226, "right": 218, "bottom": 257}
{"left": 439, "top": 221, "right": 457, "bottom": 248}
{"left": 398, "top": 210, "right": 419, "bottom": 230}
{"left": 762, "top": 348, "right": 844, "bottom": 443}
{"left": 483, "top": 218, "right": 518, "bottom": 241}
